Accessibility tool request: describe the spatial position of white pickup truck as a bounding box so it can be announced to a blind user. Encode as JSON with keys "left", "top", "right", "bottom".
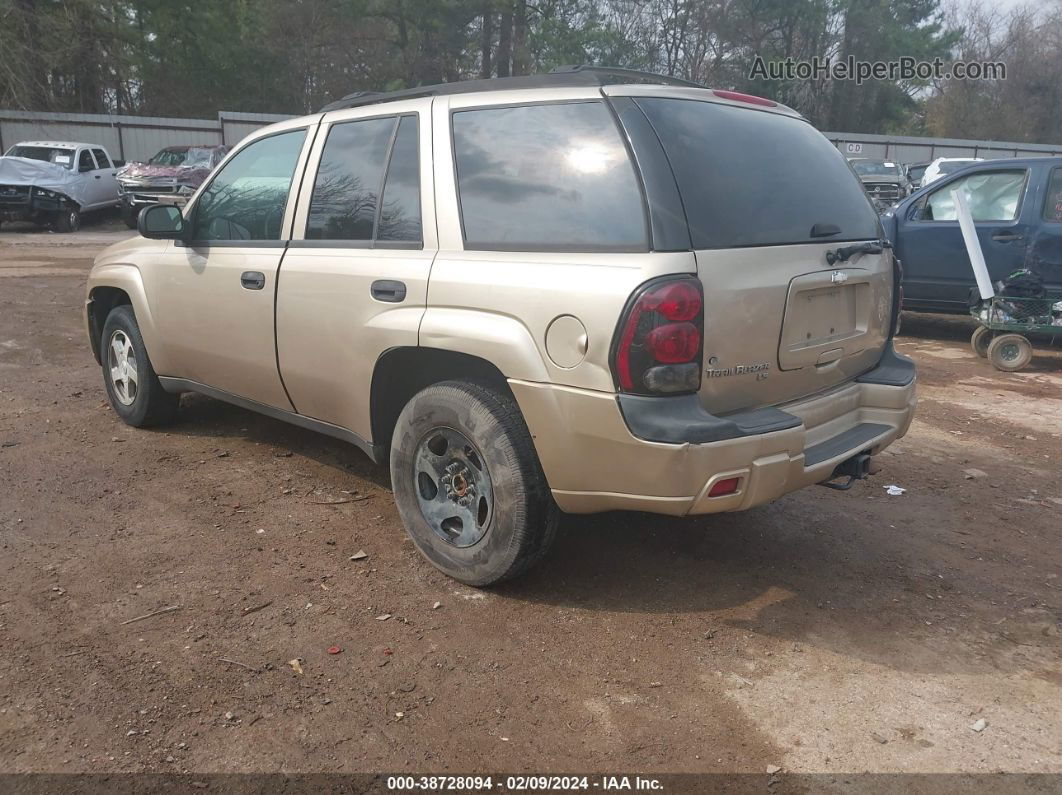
{"left": 0, "top": 141, "right": 121, "bottom": 232}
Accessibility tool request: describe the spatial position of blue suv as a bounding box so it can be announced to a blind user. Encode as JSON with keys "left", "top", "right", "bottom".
{"left": 882, "top": 157, "right": 1062, "bottom": 314}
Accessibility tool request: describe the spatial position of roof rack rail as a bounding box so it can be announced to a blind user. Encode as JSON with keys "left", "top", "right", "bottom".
{"left": 548, "top": 64, "right": 706, "bottom": 89}
{"left": 317, "top": 65, "right": 706, "bottom": 113}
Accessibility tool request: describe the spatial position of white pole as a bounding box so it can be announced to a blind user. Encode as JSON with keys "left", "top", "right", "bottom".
{"left": 953, "top": 188, "right": 995, "bottom": 300}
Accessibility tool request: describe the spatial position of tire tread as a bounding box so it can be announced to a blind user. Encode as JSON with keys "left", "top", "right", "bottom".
{"left": 101, "top": 305, "right": 179, "bottom": 427}
{"left": 391, "top": 379, "right": 559, "bottom": 585}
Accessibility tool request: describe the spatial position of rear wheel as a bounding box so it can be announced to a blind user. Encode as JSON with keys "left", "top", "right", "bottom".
{"left": 987, "top": 333, "right": 1033, "bottom": 372}
{"left": 970, "top": 325, "right": 992, "bottom": 358}
{"left": 54, "top": 207, "right": 80, "bottom": 233}
{"left": 100, "top": 305, "right": 179, "bottom": 426}
{"left": 390, "top": 381, "right": 558, "bottom": 586}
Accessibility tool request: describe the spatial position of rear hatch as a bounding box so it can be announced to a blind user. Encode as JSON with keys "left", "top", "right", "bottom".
{"left": 631, "top": 96, "right": 892, "bottom": 414}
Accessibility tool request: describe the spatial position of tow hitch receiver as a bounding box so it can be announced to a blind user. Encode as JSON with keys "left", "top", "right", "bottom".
{"left": 819, "top": 453, "right": 872, "bottom": 491}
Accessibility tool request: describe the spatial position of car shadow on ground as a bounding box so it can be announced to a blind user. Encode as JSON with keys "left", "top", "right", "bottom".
{"left": 163, "top": 391, "right": 393, "bottom": 492}
{"left": 496, "top": 504, "right": 1058, "bottom": 677}
{"left": 159, "top": 389, "right": 1057, "bottom": 679}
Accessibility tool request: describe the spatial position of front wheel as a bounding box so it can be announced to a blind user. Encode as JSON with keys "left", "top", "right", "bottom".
{"left": 390, "top": 381, "right": 559, "bottom": 586}
{"left": 987, "top": 333, "right": 1033, "bottom": 372}
{"left": 54, "top": 207, "right": 80, "bottom": 233}
{"left": 100, "top": 305, "right": 179, "bottom": 426}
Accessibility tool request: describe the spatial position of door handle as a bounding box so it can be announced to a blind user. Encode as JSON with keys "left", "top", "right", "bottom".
{"left": 94, "top": 174, "right": 101, "bottom": 179}
{"left": 991, "top": 231, "right": 1023, "bottom": 242}
{"left": 240, "top": 271, "right": 266, "bottom": 290}
{"left": 371, "top": 280, "right": 406, "bottom": 302}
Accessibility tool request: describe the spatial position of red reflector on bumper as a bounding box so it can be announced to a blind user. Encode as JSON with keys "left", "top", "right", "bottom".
{"left": 708, "top": 477, "right": 741, "bottom": 497}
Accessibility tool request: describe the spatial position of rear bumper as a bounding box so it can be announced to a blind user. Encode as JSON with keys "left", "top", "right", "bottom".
{"left": 511, "top": 345, "right": 916, "bottom": 516}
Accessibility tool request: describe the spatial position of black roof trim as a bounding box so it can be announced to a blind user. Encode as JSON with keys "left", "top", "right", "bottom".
{"left": 318, "top": 65, "right": 706, "bottom": 112}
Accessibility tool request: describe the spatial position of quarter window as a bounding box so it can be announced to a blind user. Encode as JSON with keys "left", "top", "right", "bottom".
{"left": 452, "top": 102, "right": 647, "bottom": 250}
{"left": 1043, "top": 168, "right": 1062, "bottom": 222}
{"left": 193, "top": 129, "right": 306, "bottom": 241}
{"left": 923, "top": 170, "right": 1026, "bottom": 222}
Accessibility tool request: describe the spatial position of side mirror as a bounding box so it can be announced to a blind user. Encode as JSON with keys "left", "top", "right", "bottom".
{"left": 138, "top": 203, "right": 185, "bottom": 240}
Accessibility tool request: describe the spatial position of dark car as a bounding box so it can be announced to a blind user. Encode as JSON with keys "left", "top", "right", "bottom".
{"left": 116, "top": 144, "right": 229, "bottom": 227}
{"left": 849, "top": 158, "right": 911, "bottom": 209}
{"left": 882, "top": 157, "right": 1062, "bottom": 313}
{"left": 904, "top": 161, "right": 930, "bottom": 187}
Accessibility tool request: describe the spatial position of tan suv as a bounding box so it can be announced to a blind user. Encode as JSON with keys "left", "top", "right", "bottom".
{"left": 85, "top": 67, "right": 916, "bottom": 585}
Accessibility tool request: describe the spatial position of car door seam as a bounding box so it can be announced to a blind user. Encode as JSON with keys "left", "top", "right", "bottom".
{"left": 273, "top": 117, "right": 324, "bottom": 415}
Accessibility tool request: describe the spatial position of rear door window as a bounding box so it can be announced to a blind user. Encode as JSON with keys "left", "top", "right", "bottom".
{"left": 452, "top": 101, "right": 647, "bottom": 251}
{"left": 92, "top": 149, "right": 111, "bottom": 169}
{"left": 306, "top": 116, "right": 395, "bottom": 241}
{"left": 923, "top": 170, "right": 1026, "bottom": 222}
{"left": 634, "top": 98, "right": 880, "bottom": 248}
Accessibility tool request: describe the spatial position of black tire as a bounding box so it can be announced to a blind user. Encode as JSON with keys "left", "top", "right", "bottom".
{"left": 54, "top": 207, "right": 81, "bottom": 233}
{"left": 987, "top": 333, "right": 1033, "bottom": 372}
{"left": 100, "top": 305, "right": 179, "bottom": 427}
{"left": 390, "top": 381, "right": 559, "bottom": 586}
{"left": 970, "top": 325, "right": 992, "bottom": 358}
{"left": 121, "top": 203, "right": 138, "bottom": 229}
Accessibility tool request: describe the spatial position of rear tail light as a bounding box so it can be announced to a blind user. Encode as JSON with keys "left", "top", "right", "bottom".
{"left": 612, "top": 277, "right": 704, "bottom": 395}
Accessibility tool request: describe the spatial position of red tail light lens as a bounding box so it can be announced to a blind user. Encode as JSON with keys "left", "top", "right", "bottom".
{"left": 646, "top": 322, "right": 700, "bottom": 363}
{"left": 612, "top": 277, "right": 704, "bottom": 394}
{"left": 708, "top": 477, "right": 741, "bottom": 497}
{"left": 654, "top": 281, "right": 701, "bottom": 322}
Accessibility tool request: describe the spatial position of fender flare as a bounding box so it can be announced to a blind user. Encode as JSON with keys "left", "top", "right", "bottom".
{"left": 86, "top": 264, "right": 170, "bottom": 373}
{"left": 417, "top": 307, "right": 551, "bottom": 383}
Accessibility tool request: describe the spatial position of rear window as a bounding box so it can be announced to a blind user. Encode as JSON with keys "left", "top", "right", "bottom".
{"left": 634, "top": 98, "right": 880, "bottom": 248}
{"left": 452, "top": 101, "right": 647, "bottom": 251}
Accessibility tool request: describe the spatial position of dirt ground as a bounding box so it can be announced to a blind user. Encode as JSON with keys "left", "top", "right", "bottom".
{"left": 0, "top": 218, "right": 1059, "bottom": 780}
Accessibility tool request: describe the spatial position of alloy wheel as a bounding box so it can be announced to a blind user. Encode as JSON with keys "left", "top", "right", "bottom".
{"left": 107, "top": 330, "right": 138, "bottom": 406}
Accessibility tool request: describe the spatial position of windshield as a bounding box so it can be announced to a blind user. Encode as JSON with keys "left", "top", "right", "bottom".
{"left": 6, "top": 145, "right": 76, "bottom": 170}
{"left": 149, "top": 148, "right": 192, "bottom": 166}
{"left": 851, "top": 161, "right": 900, "bottom": 178}
{"left": 634, "top": 98, "right": 880, "bottom": 248}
